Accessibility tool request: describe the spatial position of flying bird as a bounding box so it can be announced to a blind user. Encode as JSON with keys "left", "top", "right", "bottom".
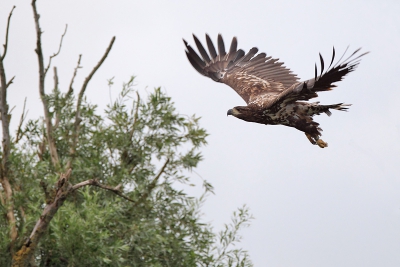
{"left": 183, "top": 34, "right": 368, "bottom": 148}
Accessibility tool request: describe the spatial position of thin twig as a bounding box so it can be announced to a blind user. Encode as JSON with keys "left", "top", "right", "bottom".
{"left": 44, "top": 24, "right": 68, "bottom": 75}
{"left": 1, "top": 6, "right": 16, "bottom": 60}
{"left": 66, "top": 54, "right": 82, "bottom": 98}
{"left": 148, "top": 159, "right": 169, "bottom": 191}
{"left": 5, "top": 76, "right": 15, "bottom": 89}
{"left": 132, "top": 158, "right": 169, "bottom": 208}
{"left": 15, "top": 98, "right": 28, "bottom": 143}
{"left": 129, "top": 91, "right": 140, "bottom": 141}
{"left": 72, "top": 179, "right": 135, "bottom": 203}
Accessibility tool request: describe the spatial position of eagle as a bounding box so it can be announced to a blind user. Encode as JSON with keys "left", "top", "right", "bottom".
{"left": 183, "top": 34, "right": 368, "bottom": 148}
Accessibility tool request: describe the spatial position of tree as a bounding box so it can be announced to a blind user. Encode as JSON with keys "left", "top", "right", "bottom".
{"left": 0, "top": 1, "right": 253, "bottom": 266}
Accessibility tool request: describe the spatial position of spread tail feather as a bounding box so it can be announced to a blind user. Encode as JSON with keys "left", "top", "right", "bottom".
{"left": 308, "top": 103, "right": 351, "bottom": 117}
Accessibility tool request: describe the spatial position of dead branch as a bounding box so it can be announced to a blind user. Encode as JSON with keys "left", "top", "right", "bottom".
{"left": 1, "top": 6, "right": 16, "bottom": 60}
{"left": 0, "top": 4, "right": 17, "bottom": 251}
{"left": 0, "top": 61, "right": 10, "bottom": 133}
{"left": 15, "top": 98, "right": 28, "bottom": 143}
{"left": 66, "top": 54, "right": 82, "bottom": 98}
{"left": 44, "top": 24, "right": 67, "bottom": 75}
{"left": 32, "top": 0, "right": 60, "bottom": 167}
{"left": 0, "top": 6, "right": 14, "bottom": 168}
{"left": 66, "top": 37, "right": 115, "bottom": 170}
{"left": 72, "top": 179, "right": 135, "bottom": 203}
{"left": 32, "top": 0, "right": 45, "bottom": 96}
{"left": 76, "top": 36, "right": 115, "bottom": 114}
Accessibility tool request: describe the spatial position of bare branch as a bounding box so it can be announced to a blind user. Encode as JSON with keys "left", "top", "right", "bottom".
{"left": 32, "top": 0, "right": 45, "bottom": 96}
{"left": 66, "top": 54, "right": 82, "bottom": 98}
{"left": 0, "top": 26, "right": 12, "bottom": 171}
{"left": 0, "top": 5, "right": 16, "bottom": 249}
{"left": 32, "top": 0, "right": 59, "bottom": 167}
{"left": 1, "top": 6, "right": 16, "bottom": 60}
{"left": 72, "top": 179, "right": 135, "bottom": 203}
{"left": 76, "top": 36, "right": 115, "bottom": 112}
{"left": 44, "top": 24, "right": 68, "bottom": 75}
{"left": 67, "top": 37, "right": 115, "bottom": 169}
{"left": 15, "top": 98, "right": 28, "bottom": 143}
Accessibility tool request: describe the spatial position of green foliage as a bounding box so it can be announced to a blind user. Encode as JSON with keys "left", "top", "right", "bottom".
{"left": 0, "top": 77, "right": 252, "bottom": 266}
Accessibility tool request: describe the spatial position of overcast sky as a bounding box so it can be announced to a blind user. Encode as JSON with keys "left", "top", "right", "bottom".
{"left": 1, "top": 1, "right": 400, "bottom": 266}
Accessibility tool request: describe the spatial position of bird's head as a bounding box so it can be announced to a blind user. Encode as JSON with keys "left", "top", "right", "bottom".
{"left": 227, "top": 107, "right": 242, "bottom": 117}
{"left": 227, "top": 106, "right": 251, "bottom": 121}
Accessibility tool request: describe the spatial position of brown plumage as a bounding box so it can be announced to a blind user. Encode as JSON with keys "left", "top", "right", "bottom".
{"left": 183, "top": 34, "right": 368, "bottom": 148}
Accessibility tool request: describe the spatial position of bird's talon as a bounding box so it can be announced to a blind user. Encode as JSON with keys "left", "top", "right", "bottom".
{"left": 316, "top": 139, "right": 328, "bottom": 148}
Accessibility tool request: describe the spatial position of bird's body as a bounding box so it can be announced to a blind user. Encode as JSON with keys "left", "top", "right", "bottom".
{"left": 184, "top": 34, "right": 367, "bottom": 148}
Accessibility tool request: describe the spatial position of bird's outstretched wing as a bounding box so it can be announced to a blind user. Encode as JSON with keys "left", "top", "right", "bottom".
{"left": 273, "top": 47, "right": 369, "bottom": 107}
{"left": 184, "top": 34, "right": 299, "bottom": 107}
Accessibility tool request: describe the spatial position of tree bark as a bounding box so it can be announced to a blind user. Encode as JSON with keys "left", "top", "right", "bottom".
{"left": 12, "top": 170, "right": 72, "bottom": 266}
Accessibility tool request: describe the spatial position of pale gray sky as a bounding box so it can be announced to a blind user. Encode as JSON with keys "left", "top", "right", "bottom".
{"left": 1, "top": 1, "right": 400, "bottom": 266}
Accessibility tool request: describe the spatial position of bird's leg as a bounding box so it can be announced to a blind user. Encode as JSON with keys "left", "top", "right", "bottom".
{"left": 305, "top": 133, "right": 328, "bottom": 148}
{"left": 305, "top": 133, "right": 316, "bottom": 145}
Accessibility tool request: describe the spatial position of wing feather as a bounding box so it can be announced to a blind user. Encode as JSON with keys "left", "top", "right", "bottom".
{"left": 217, "top": 34, "right": 226, "bottom": 57}
{"left": 193, "top": 34, "right": 211, "bottom": 63}
{"left": 227, "top": 37, "right": 238, "bottom": 62}
{"left": 183, "top": 39, "right": 206, "bottom": 69}
{"left": 184, "top": 34, "right": 299, "bottom": 104}
{"left": 271, "top": 47, "right": 369, "bottom": 108}
{"left": 206, "top": 34, "right": 217, "bottom": 59}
